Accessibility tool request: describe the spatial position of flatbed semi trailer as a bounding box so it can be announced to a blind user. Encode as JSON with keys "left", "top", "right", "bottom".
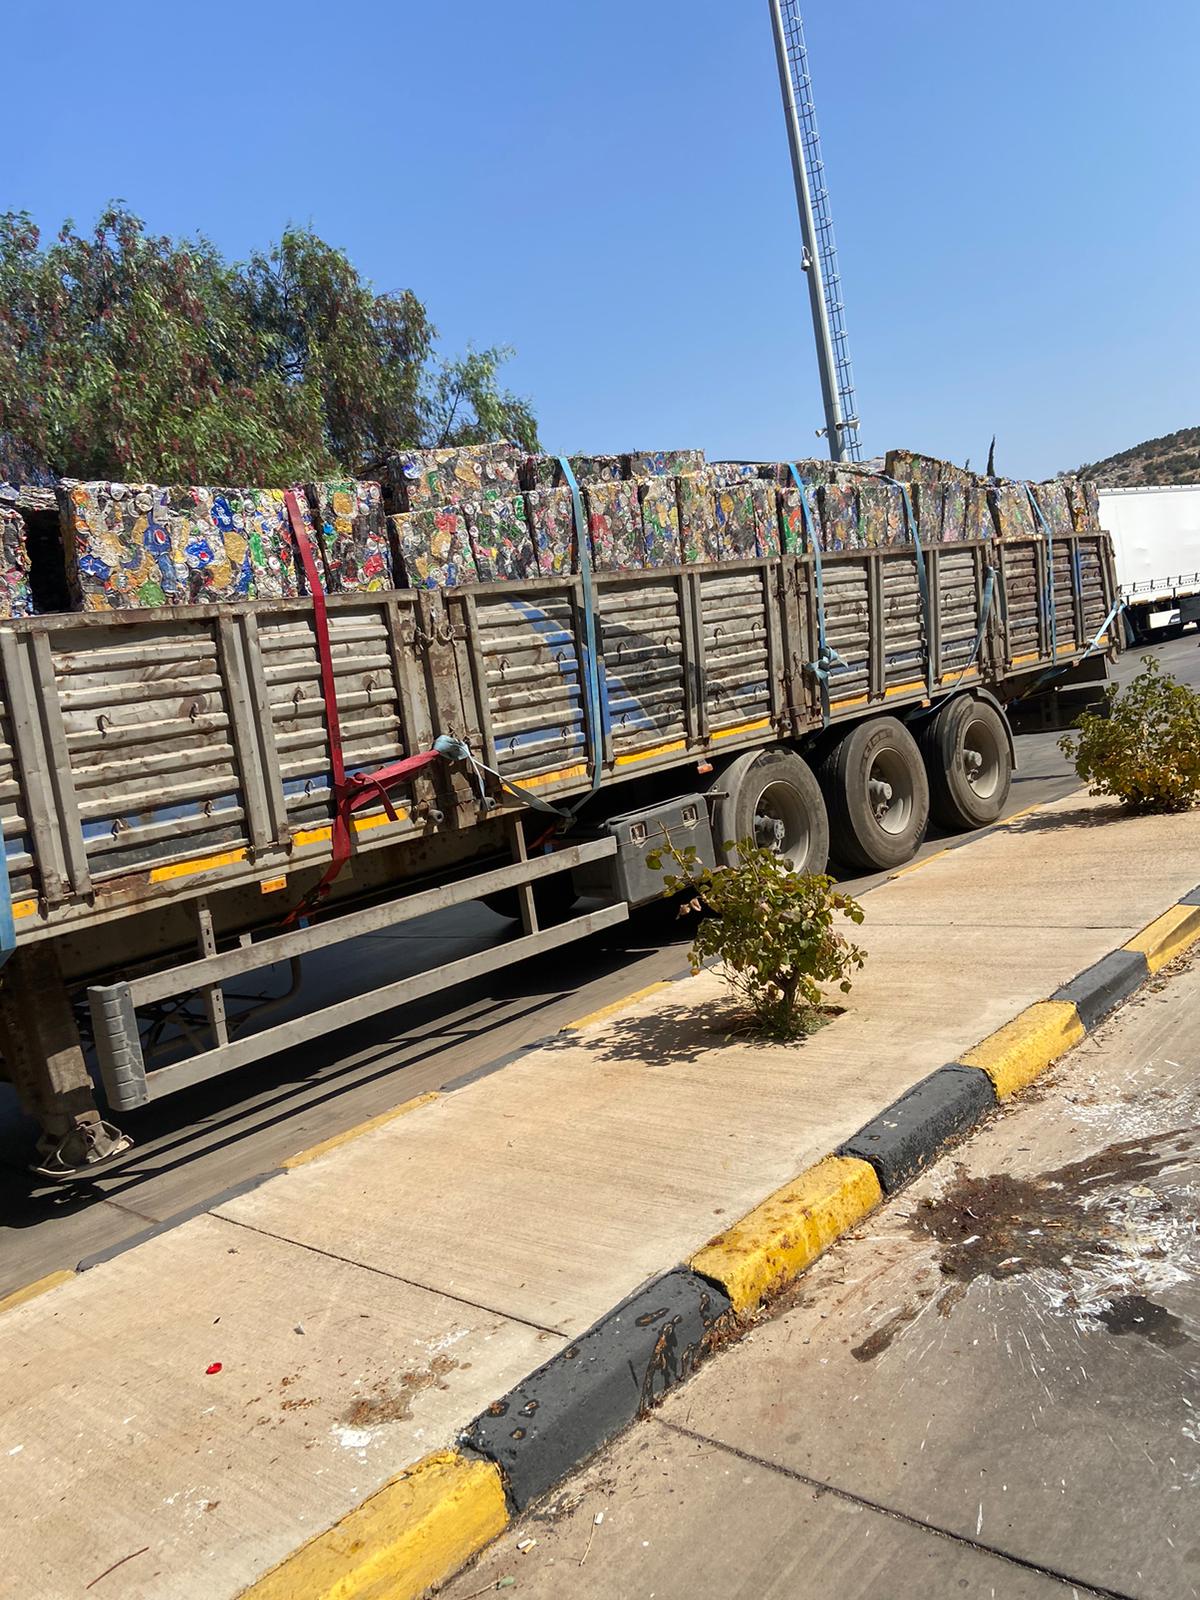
{"left": 0, "top": 459, "right": 1119, "bottom": 1176}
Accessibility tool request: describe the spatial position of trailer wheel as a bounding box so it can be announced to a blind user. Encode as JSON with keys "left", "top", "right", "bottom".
{"left": 818, "top": 717, "right": 929, "bottom": 872}
{"left": 919, "top": 696, "right": 1012, "bottom": 831}
{"left": 482, "top": 874, "right": 580, "bottom": 926}
{"left": 712, "top": 747, "right": 829, "bottom": 874}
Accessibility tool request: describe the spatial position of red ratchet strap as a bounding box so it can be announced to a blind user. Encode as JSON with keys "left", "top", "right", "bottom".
{"left": 281, "top": 491, "right": 438, "bottom": 925}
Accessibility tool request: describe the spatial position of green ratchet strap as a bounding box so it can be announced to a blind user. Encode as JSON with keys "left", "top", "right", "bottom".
{"left": 787, "top": 464, "right": 845, "bottom": 724}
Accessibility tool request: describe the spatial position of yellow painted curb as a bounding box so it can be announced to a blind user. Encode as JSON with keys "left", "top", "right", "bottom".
{"left": 689, "top": 1155, "right": 882, "bottom": 1315}
{"left": 0, "top": 1269, "right": 75, "bottom": 1317}
{"left": 888, "top": 845, "right": 952, "bottom": 880}
{"left": 564, "top": 980, "right": 672, "bottom": 1032}
{"left": 1124, "top": 903, "right": 1200, "bottom": 975}
{"left": 283, "top": 1092, "right": 440, "bottom": 1170}
{"left": 240, "top": 1449, "right": 507, "bottom": 1600}
{"left": 960, "top": 999, "right": 1086, "bottom": 1098}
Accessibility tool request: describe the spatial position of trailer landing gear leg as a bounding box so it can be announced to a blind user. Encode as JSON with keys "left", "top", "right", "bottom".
{"left": 0, "top": 946, "right": 132, "bottom": 1180}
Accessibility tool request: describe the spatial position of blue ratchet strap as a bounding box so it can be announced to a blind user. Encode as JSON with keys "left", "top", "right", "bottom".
{"left": 943, "top": 563, "right": 997, "bottom": 689}
{"left": 885, "top": 477, "right": 934, "bottom": 699}
{"left": 431, "top": 734, "right": 566, "bottom": 818}
{"left": 1017, "top": 594, "right": 1124, "bottom": 700}
{"left": 787, "top": 464, "right": 844, "bottom": 724}
{"left": 1026, "top": 484, "right": 1057, "bottom": 661}
{"left": 0, "top": 831, "right": 15, "bottom": 971}
{"left": 558, "top": 456, "right": 606, "bottom": 816}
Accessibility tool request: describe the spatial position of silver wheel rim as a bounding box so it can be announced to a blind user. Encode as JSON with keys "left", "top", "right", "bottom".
{"left": 962, "top": 717, "right": 1003, "bottom": 800}
{"left": 751, "top": 779, "right": 811, "bottom": 863}
{"left": 866, "top": 747, "right": 915, "bottom": 836}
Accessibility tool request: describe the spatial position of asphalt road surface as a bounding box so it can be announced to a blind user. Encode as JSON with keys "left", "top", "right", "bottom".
{"left": 2, "top": 633, "right": 1198, "bottom": 1297}
{"left": 444, "top": 945, "right": 1200, "bottom": 1600}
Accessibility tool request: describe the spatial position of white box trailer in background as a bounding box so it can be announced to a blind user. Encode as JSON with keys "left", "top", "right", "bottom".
{"left": 1098, "top": 484, "right": 1200, "bottom": 641}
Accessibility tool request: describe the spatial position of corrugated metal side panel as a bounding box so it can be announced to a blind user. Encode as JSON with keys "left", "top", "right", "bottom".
{"left": 259, "top": 605, "right": 408, "bottom": 826}
{"left": 879, "top": 552, "right": 925, "bottom": 689}
{"left": 699, "top": 570, "right": 772, "bottom": 732}
{"left": 51, "top": 621, "right": 246, "bottom": 877}
{"left": 0, "top": 692, "right": 33, "bottom": 897}
{"left": 936, "top": 548, "right": 980, "bottom": 673}
{"left": 599, "top": 579, "right": 686, "bottom": 758}
{"left": 1000, "top": 541, "right": 1041, "bottom": 662}
{"left": 1078, "top": 536, "right": 1111, "bottom": 637}
{"left": 1052, "top": 543, "right": 1078, "bottom": 649}
{"left": 474, "top": 590, "right": 585, "bottom": 780}
{"left": 824, "top": 559, "right": 869, "bottom": 702}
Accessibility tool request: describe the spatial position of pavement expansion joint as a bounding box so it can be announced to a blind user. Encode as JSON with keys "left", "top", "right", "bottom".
{"left": 654, "top": 1419, "right": 1138, "bottom": 1600}
{"left": 210, "top": 1211, "right": 568, "bottom": 1338}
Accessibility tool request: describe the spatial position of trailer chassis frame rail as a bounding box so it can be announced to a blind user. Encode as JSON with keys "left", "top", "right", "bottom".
{"left": 88, "top": 837, "right": 623, "bottom": 1113}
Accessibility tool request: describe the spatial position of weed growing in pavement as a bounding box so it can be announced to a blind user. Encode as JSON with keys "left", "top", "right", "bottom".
{"left": 1060, "top": 656, "right": 1200, "bottom": 812}
{"left": 648, "top": 838, "right": 865, "bottom": 1041}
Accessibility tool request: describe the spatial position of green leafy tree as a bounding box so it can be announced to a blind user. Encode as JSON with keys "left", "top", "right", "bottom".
{"left": 0, "top": 206, "right": 538, "bottom": 485}
{"left": 649, "top": 839, "right": 866, "bottom": 1040}
{"left": 1060, "top": 656, "right": 1200, "bottom": 812}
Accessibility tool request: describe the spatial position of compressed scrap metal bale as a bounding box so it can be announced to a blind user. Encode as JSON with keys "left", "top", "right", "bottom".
{"left": 940, "top": 480, "right": 968, "bottom": 542}
{"left": 525, "top": 486, "right": 578, "bottom": 576}
{"left": 172, "top": 487, "right": 299, "bottom": 602}
{"left": 818, "top": 482, "right": 860, "bottom": 551}
{"left": 1068, "top": 476, "right": 1101, "bottom": 533}
{"left": 390, "top": 506, "right": 478, "bottom": 588}
{"left": 751, "top": 479, "right": 781, "bottom": 557}
{"left": 61, "top": 481, "right": 304, "bottom": 610}
{"left": 585, "top": 480, "right": 642, "bottom": 571}
{"left": 966, "top": 485, "right": 997, "bottom": 542}
{"left": 677, "top": 471, "right": 722, "bottom": 564}
{"left": 624, "top": 449, "right": 706, "bottom": 479}
{"left": 993, "top": 482, "right": 1038, "bottom": 540}
{"left": 523, "top": 454, "right": 624, "bottom": 490}
{"left": 467, "top": 494, "right": 537, "bottom": 581}
{"left": 779, "top": 488, "right": 809, "bottom": 553}
{"left": 0, "top": 505, "right": 33, "bottom": 618}
{"left": 885, "top": 449, "right": 974, "bottom": 490}
{"left": 307, "top": 480, "right": 390, "bottom": 592}
{"left": 1032, "top": 479, "right": 1073, "bottom": 539}
{"left": 60, "top": 481, "right": 181, "bottom": 608}
{"left": 637, "top": 477, "right": 682, "bottom": 566}
{"left": 386, "top": 442, "right": 523, "bottom": 511}
{"left": 710, "top": 461, "right": 760, "bottom": 487}
{"left": 857, "top": 480, "right": 907, "bottom": 547}
{"left": 713, "top": 478, "right": 758, "bottom": 558}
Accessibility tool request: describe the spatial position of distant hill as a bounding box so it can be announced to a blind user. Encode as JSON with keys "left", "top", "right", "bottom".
{"left": 1078, "top": 426, "right": 1200, "bottom": 487}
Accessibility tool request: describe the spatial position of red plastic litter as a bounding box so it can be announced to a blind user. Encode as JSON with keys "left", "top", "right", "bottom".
{"left": 205, "top": 1363, "right": 223, "bottom": 1375}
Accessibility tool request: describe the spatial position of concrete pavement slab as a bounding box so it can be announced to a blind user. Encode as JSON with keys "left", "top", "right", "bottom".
{"left": 656, "top": 959, "right": 1200, "bottom": 1600}
{"left": 869, "top": 793, "right": 1200, "bottom": 930}
{"left": 442, "top": 1417, "right": 1086, "bottom": 1600}
{"left": 215, "top": 812, "right": 1170, "bottom": 1340}
{"left": 0, "top": 1214, "right": 555, "bottom": 1600}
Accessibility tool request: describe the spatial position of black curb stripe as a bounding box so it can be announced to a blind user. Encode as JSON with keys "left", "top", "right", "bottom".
{"left": 75, "top": 1170, "right": 282, "bottom": 1273}
{"left": 837, "top": 1065, "right": 996, "bottom": 1194}
{"left": 462, "top": 1268, "right": 734, "bottom": 1512}
{"left": 1052, "top": 949, "right": 1150, "bottom": 1032}
{"left": 1180, "top": 884, "right": 1200, "bottom": 907}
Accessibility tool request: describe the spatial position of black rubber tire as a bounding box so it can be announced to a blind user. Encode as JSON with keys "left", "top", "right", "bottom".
{"left": 482, "top": 873, "right": 579, "bottom": 925}
{"left": 818, "top": 717, "right": 929, "bottom": 872}
{"left": 711, "top": 747, "right": 829, "bottom": 874}
{"left": 918, "top": 696, "right": 1012, "bottom": 832}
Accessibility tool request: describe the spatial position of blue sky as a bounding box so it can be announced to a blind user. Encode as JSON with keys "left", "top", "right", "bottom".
{"left": 7, "top": 0, "right": 1197, "bottom": 478}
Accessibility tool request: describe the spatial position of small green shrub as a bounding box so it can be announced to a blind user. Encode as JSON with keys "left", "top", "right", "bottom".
{"left": 648, "top": 839, "right": 865, "bottom": 1040}
{"left": 1059, "top": 656, "right": 1200, "bottom": 813}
